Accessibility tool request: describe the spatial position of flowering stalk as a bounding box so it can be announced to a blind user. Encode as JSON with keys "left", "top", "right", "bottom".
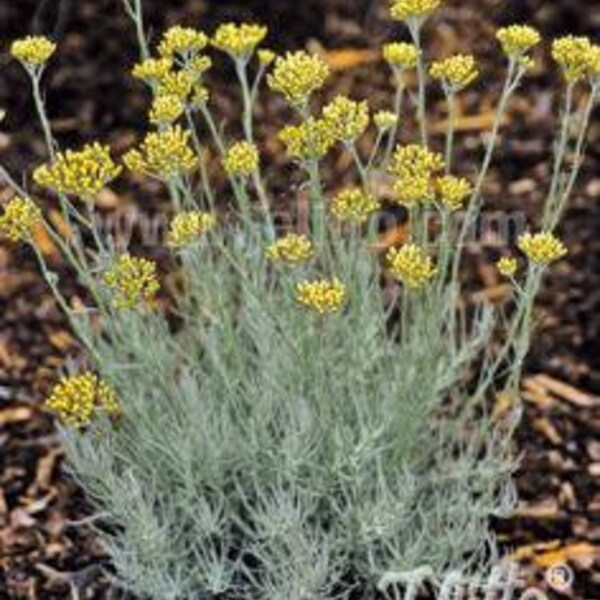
{"left": 30, "top": 71, "right": 56, "bottom": 160}
{"left": 384, "top": 78, "right": 406, "bottom": 165}
{"left": 121, "top": 0, "right": 149, "bottom": 60}
{"left": 450, "top": 57, "right": 520, "bottom": 283}
{"left": 542, "top": 81, "right": 575, "bottom": 226}
{"left": 407, "top": 23, "right": 428, "bottom": 146}
{"left": 184, "top": 108, "right": 215, "bottom": 209}
{"left": 543, "top": 82, "right": 598, "bottom": 231}
{"left": 443, "top": 88, "right": 457, "bottom": 173}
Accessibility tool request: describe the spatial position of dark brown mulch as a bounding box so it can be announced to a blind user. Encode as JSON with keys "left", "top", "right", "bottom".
{"left": 1, "top": 0, "right": 599, "bottom": 598}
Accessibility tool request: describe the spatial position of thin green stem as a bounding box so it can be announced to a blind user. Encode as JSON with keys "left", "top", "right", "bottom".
{"left": 235, "top": 59, "right": 254, "bottom": 143}
{"left": 544, "top": 83, "right": 596, "bottom": 231}
{"left": 449, "top": 58, "right": 519, "bottom": 285}
{"left": 409, "top": 25, "right": 428, "bottom": 147}
{"left": 305, "top": 159, "right": 325, "bottom": 246}
{"left": 349, "top": 144, "right": 369, "bottom": 190}
{"left": 542, "top": 82, "right": 575, "bottom": 227}
{"left": 444, "top": 89, "right": 457, "bottom": 174}
{"left": 185, "top": 108, "right": 215, "bottom": 210}
{"left": 31, "top": 72, "right": 56, "bottom": 160}
{"left": 383, "top": 77, "right": 405, "bottom": 165}
{"left": 122, "top": 0, "right": 149, "bottom": 60}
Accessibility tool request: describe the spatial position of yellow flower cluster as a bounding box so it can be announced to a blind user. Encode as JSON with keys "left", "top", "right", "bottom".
{"left": 149, "top": 94, "right": 185, "bottom": 125}
{"left": 132, "top": 57, "right": 173, "bottom": 82}
{"left": 266, "top": 233, "right": 314, "bottom": 263}
{"left": 123, "top": 126, "right": 196, "bottom": 180}
{"left": 331, "top": 188, "right": 380, "bottom": 224}
{"left": 0, "top": 197, "right": 42, "bottom": 243}
{"left": 223, "top": 141, "right": 260, "bottom": 177}
{"left": 518, "top": 232, "right": 567, "bottom": 264}
{"left": 212, "top": 23, "right": 267, "bottom": 58}
{"left": 497, "top": 257, "right": 518, "bottom": 278}
{"left": 430, "top": 54, "right": 478, "bottom": 91}
{"left": 103, "top": 254, "right": 160, "bottom": 310}
{"left": 496, "top": 25, "right": 541, "bottom": 57}
{"left": 296, "top": 278, "right": 346, "bottom": 314}
{"left": 187, "top": 55, "right": 212, "bottom": 75}
{"left": 322, "top": 95, "right": 369, "bottom": 143}
{"left": 436, "top": 175, "right": 472, "bottom": 211}
{"left": 158, "top": 26, "right": 208, "bottom": 58}
{"left": 191, "top": 84, "right": 210, "bottom": 107}
{"left": 11, "top": 35, "right": 56, "bottom": 67}
{"left": 258, "top": 49, "right": 276, "bottom": 66}
{"left": 279, "top": 118, "right": 336, "bottom": 160}
{"left": 46, "top": 372, "right": 120, "bottom": 428}
{"left": 389, "top": 144, "right": 445, "bottom": 205}
{"left": 155, "top": 70, "right": 196, "bottom": 101}
{"left": 386, "top": 244, "right": 437, "bottom": 289}
{"left": 374, "top": 110, "right": 398, "bottom": 131}
{"left": 390, "top": 0, "right": 442, "bottom": 22}
{"left": 588, "top": 45, "right": 600, "bottom": 82}
{"left": 268, "top": 51, "right": 330, "bottom": 107}
{"left": 167, "top": 211, "right": 216, "bottom": 248}
{"left": 383, "top": 42, "right": 419, "bottom": 71}
{"left": 34, "top": 143, "right": 122, "bottom": 200}
{"left": 552, "top": 36, "right": 594, "bottom": 82}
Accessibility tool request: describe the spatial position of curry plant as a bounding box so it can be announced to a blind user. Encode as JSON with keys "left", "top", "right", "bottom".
{"left": 2, "top": 1, "right": 599, "bottom": 598}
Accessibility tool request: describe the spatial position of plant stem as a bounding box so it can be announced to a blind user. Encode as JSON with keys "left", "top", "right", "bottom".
{"left": 444, "top": 89, "right": 456, "bottom": 174}
{"left": 383, "top": 77, "right": 405, "bottom": 165}
{"left": 306, "top": 159, "right": 325, "bottom": 246}
{"left": 31, "top": 72, "right": 56, "bottom": 161}
{"left": 185, "top": 108, "right": 215, "bottom": 210}
{"left": 409, "top": 24, "right": 428, "bottom": 147}
{"left": 449, "top": 58, "right": 518, "bottom": 284}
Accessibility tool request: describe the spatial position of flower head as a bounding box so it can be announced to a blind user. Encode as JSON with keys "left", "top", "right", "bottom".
{"left": 383, "top": 42, "right": 419, "bottom": 71}
{"left": 436, "top": 175, "right": 472, "bottom": 211}
{"left": 34, "top": 143, "right": 122, "bottom": 200}
{"left": 322, "top": 95, "right": 369, "bottom": 143}
{"left": 296, "top": 278, "right": 346, "bottom": 314}
{"left": 149, "top": 94, "right": 185, "bottom": 125}
{"left": 387, "top": 244, "right": 437, "bottom": 289}
{"left": 268, "top": 51, "right": 330, "bottom": 107}
{"left": 158, "top": 26, "right": 208, "bottom": 58}
{"left": 258, "top": 49, "right": 276, "bottom": 66}
{"left": 212, "top": 23, "right": 267, "bottom": 59}
{"left": 11, "top": 36, "right": 56, "bottom": 68}
{"left": 552, "top": 36, "right": 594, "bottom": 82}
{"left": 497, "top": 257, "right": 518, "bottom": 278}
{"left": 390, "top": 0, "right": 442, "bottom": 23}
{"left": 156, "top": 70, "right": 196, "bottom": 101}
{"left": 374, "top": 110, "right": 398, "bottom": 131}
{"left": 191, "top": 84, "right": 210, "bottom": 107}
{"left": 103, "top": 255, "right": 160, "bottom": 310}
{"left": 496, "top": 25, "right": 541, "bottom": 57}
{"left": 167, "top": 211, "right": 216, "bottom": 248}
{"left": 186, "top": 55, "right": 212, "bottom": 76}
{"left": 46, "top": 372, "right": 120, "bottom": 428}
{"left": 518, "top": 232, "right": 567, "bottom": 264}
{"left": 278, "top": 118, "right": 336, "bottom": 161}
{"left": 331, "top": 188, "right": 380, "bottom": 224}
{"left": 0, "top": 197, "right": 42, "bottom": 243}
{"left": 390, "top": 144, "right": 445, "bottom": 178}
{"left": 389, "top": 144, "right": 444, "bottom": 206}
{"left": 123, "top": 126, "right": 196, "bottom": 180}
{"left": 132, "top": 57, "right": 173, "bottom": 83}
{"left": 587, "top": 45, "right": 600, "bottom": 83}
{"left": 266, "top": 234, "right": 314, "bottom": 264}
{"left": 223, "top": 141, "right": 260, "bottom": 178}
{"left": 430, "top": 54, "right": 478, "bottom": 91}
